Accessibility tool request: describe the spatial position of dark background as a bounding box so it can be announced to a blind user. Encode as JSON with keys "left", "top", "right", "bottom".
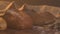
{"left": 1, "top": 0, "right": 60, "bottom": 7}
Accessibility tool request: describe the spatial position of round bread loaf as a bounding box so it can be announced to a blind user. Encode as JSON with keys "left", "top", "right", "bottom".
{"left": 0, "top": 17, "right": 7, "bottom": 30}
{"left": 24, "top": 4, "right": 56, "bottom": 26}
{"left": 4, "top": 9, "right": 33, "bottom": 30}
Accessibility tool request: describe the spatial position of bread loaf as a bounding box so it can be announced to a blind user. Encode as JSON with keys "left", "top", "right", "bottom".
{"left": 0, "top": 17, "right": 7, "bottom": 30}
{"left": 4, "top": 5, "right": 33, "bottom": 30}
{"left": 25, "top": 4, "right": 56, "bottom": 26}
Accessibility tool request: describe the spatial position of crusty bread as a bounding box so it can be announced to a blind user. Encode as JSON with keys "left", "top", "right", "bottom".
{"left": 0, "top": 17, "right": 7, "bottom": 30}
{"left": 4, "top": 8, "right": 33, "bottom": 30}
{"left": 25, "top": 4, "right": 56, "bottom": 26}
